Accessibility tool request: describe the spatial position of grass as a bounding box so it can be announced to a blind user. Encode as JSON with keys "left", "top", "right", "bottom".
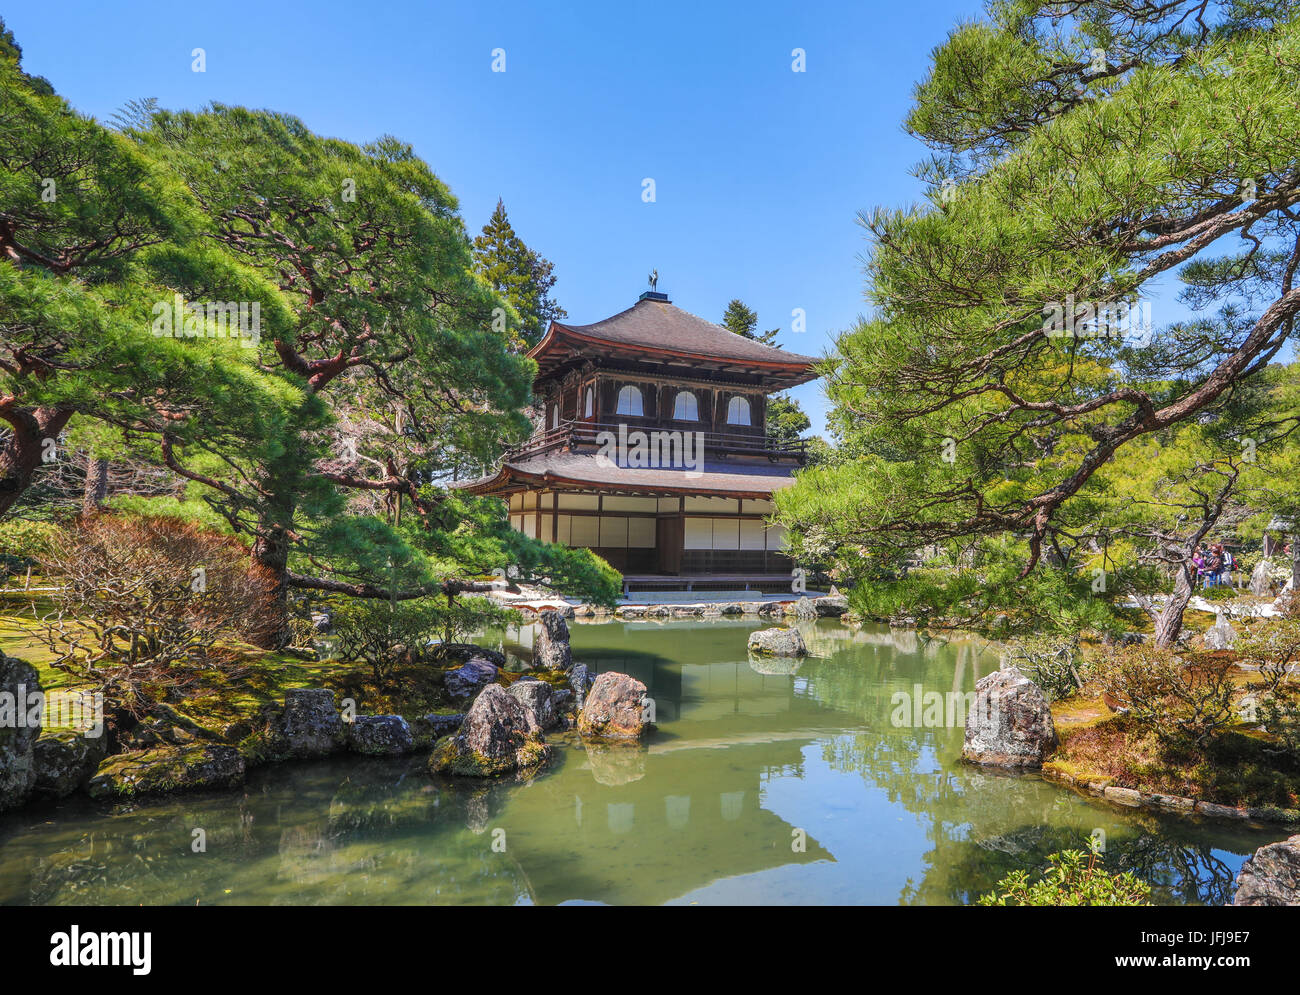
{"left": 0, "top": 596, "right": 563, "bottom": 749}
{"left": 1049, "top": 707, "right": 1300, "bottom": 809}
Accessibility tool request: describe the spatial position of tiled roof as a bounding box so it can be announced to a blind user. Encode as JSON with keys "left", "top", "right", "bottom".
{"left": 534, "top": 298, "right": 817, "bottom": 368}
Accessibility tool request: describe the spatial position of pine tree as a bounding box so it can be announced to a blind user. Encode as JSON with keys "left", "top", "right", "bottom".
{"left": 722, "top": 300, "right": 808, "bottom": 444}
{"left": 471, "top": 199, "right": 565, "bottom": 350}
{"left": 721, "top": 298, "right": 779, "bottom": 346}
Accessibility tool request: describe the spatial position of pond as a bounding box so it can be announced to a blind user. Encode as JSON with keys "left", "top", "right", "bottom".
{"left": 0, "top": 619, "right": 1281, "bottom": 905}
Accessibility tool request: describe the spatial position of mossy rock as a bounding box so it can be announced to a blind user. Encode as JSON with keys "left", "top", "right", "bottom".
{"left": 426, "top": 685, "right": 552, "bottom": 778}
{"left": 87, "top": 743, "right": 245, "bottom": 799}
{"left": 428, "top": 733, "right": 551, "bottom": 778}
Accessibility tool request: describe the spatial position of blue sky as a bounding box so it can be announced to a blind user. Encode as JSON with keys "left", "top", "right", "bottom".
{"left": 8, "top": 0, "right": 988, "bottom": 436}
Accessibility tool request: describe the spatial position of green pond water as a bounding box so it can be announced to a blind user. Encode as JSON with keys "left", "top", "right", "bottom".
{"left": 0, "top": 618, "right": 1283, "bottom": 905}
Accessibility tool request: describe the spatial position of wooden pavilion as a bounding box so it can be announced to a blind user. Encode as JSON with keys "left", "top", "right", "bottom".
{"left": 461, "top": 290, "right": 819, "bottom": 592}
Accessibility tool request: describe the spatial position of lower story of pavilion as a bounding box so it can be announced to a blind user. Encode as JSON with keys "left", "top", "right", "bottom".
{"left": 460, "top": 453, "right": 798, "bottom": 586}
{"left": 504, "top": 488, "right": 791, "bottom": 577}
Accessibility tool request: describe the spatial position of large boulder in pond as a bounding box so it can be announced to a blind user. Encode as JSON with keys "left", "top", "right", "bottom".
{"left": 577, "top": 671, "right": 651, "bottom": 740}
{"left": 444, "top": 658, "right": 499, "bottom": 699}
{"left": 508, "top": 676, "right": 571, "bottom": 731}
{"left": 1232, "top": 835, "right": 1300, "bottom": 906}
{"left": 428, "top": 684, "right": 551, "bottom": 778}
{"left": 747, "top": 627, "right": 807, "bottom": 657}
{"left": 962, "top": 669, "right": 1058, "bottom": 769}
{"left": 535, "top": 610, "right": 573, "bottom": 671}
{"left": 570, "top": 663, "right": 594, "bottom": 710}
{"left": 33, "top": 729, "right": 108, "bottom": 799}
{"left": 347, "top": 715, "right": 415, "bottom": 756}
{"left": 87, "top": 744, "right": 245, "bottom": 799}
{"left": 0, "top": 653, "right": 40, "bottom": 811}
{"left": 410, "top": 712, "right": 466, "bottom": 748}
{"left": 272, "top": 688, "right": 347, "bottom": 759}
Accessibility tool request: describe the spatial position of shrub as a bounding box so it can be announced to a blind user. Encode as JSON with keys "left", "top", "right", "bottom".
{"left": 332, "top": 599, "right": 442, "bottom": 688}
{"left": 1097, "top": 644, "right": 1238, "bottom": 747}
{"left": 977, "top": 846, "right": 1153, "bottom": 906}
{"left": 1001, "top": 635, "right": 1085, "bottom": 701}
{"left": 1235, "top": 616, "right": 1300, "bottom": 760}
{"left": 38, "top": 515, "right": 277, "bottom": 709}
{"left": 332, "top": 595, "right": 519, "bottom": 688}
{"left": 0, "top": 518, "right": 59, "bottom": 578}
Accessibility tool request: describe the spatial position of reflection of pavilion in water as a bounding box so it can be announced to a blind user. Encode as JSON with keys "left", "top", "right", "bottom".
{"left": 498, "top": 621, "right": 846, "bottom": 904}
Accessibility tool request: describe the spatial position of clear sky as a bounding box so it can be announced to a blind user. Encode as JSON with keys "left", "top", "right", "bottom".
{"left": 7, "top": 0, "right": 988, "bottom": 436}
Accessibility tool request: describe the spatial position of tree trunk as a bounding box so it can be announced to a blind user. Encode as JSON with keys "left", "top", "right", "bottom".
{"left": 251, "top": 525, "right": 292, "bottom": 650}
{"left": 1154, "top": 559, "right": 1195, "bottom": 648}
{"left": 1292, "top": 533, "right": 1300, "bottom": 594}
{"left": 0, "top": 406, "right": 74, "bottom": 518}
{"left": 82, "top": 457, "right": 109, "bottom": 516}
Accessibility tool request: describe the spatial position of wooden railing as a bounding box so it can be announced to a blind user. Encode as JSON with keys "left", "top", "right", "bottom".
{"left": 502, "top": 419, "right": 808, "bottom": 463}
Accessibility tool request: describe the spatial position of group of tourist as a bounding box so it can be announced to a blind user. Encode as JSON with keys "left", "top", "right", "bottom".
{"left": 1192, "top": 543, "right": 1236, "bottom": 589}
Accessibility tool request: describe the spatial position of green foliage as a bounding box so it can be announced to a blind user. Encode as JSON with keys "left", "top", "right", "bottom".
{"left": 332, "top": 595, "right": 518, "bottom": 687}
{"left": 1001, "top": 634, "right": 1086, "bottom": 701}
{"left": 721, "top": 298, "right": 779, "bottom": 346}
{"left": 332, "top": 599, "right": 442, "bottom": 688}
{"left": 0, "top": 518, "right": 58, "bottom": 571}
{"left": 766, "top": 394, "right": 811, "bottom": 445}
{"left": 845, "top": 541, "right": 1125, "bottom": 637}
{"left": 1097, "top": 644, "right": 1239, "bottom": 747}
{"left": 471, "top": 198, "right": 566, "bottom": 351}
{"left": 779, "top": 2, "right": 1300, "bottom": 598}
{"left": 977, "top": 844, "right": 1153, "bottom": 907}
{"left": 1236, "top": 616, "right": 1300, "bottom": 760}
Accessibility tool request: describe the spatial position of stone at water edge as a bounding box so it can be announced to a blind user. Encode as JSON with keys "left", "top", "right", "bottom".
{"left": 962, "top": 669, "right": 1058, "bottom": 769}
{"left": 794, "top": 596, "right": 819, "bottom": 621}
{"left": 428, "top": 684, "right": 551, "bottom": 778}
{"left": 347, "top": 715, "right": 415, "bottom": 756}
{"left": 813, "top": 595, "right": 849, "bottom": 617}
{"left": 87, "top": 744, "right": 245, "bottom": 799}
{"left": 535, "top": 609, "right": 573, "bottom": 671}
{"left": 577, "top": 671, "right": 651, "bottom": 740}
{"left": 1232, "top": 834, "right": 1300, "bottom": 906}
{"left": 33, "top": 729, "right": 108, "bottom": 799}
{"left": 507, "top": 677, "right": 569, "bottom": 731}
{"left": 570, "top": 663, "right": 594, "bottom": 710}
{"left": 410, "top": 712, "right": 466, "bottom": 748}
{"left": 0, "top": 653, "right": 40, "bottom": 812}
{"left": 444, "top": 657, "right": 499, "bottom": 699}
{"left": 747, "top": 627, "right": 807, "bottom": 657}
{"left": 273, "top": 688, "right": 347, "bottom": 760}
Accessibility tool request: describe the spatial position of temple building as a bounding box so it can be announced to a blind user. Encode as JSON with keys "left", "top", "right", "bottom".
{"left": 462, "top": 289, "right": 818, "bottom": 592}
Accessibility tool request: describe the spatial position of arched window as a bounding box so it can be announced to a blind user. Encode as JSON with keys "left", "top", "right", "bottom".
{"left": 726, "top": 395, "right": 751, "bottom": 426}
{"left": 672, "top": 390, "right": 699, "bottom": 420}
{"left": 583, "top": 387, "right": 594, "bottom": 418}
{"left": 616, "top": 385, "right": 643, "bottom": 416}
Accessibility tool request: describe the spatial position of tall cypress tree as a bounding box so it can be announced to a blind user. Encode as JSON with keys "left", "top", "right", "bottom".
{"left": 471, "top": 199, "right": 565, "bottom": 351}
{"left": 722, "top": 298, "right": 779, "bottom": 347}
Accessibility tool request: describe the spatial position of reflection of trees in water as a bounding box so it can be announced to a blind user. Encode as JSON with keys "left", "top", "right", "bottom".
{"left": 905, "top": 823, "right": 1244, "bottom": 907}
{"left": 1122, "top": 833, "right": 1238, "bottom": 907}
{"left": 791, "top": 630, "right": 1255, "bottom": 907}
{"left": 6, "top": 758, "right": 539, "bottom": 906}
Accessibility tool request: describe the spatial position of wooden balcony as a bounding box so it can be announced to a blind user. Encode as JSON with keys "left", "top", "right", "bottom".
{"left": 502, "top": 419, "right": 808, "bottom": 464}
